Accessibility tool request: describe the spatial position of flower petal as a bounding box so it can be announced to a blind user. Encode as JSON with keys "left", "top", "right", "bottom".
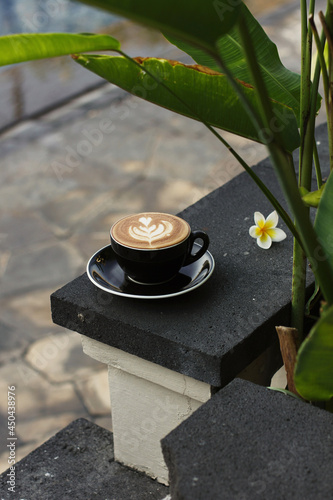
{"left": 264, "top": 210, "right": 279, "bottom": 229}
{"left": 267, "top": 227, "right": 287, "bottom": 242}
{"left": 249, "top": 225, "right": 261, "bottom": 238}
{"left": 257, "top": 232, "right": 272, "bottom": 249}
{"left": 254, "top": 211, "right": 265, "bottom": 228}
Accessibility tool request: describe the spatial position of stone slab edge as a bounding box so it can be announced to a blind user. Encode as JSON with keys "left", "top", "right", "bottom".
{"left": 0, "top": 418, "right": 168, "bottom": 500}
{"left": 161, "top": 378, "right": 333, "bottom": 500}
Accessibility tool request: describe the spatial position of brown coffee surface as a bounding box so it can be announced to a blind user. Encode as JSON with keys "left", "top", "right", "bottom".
{"left": 111, "top": 212, "right": 190, "bottom": 249}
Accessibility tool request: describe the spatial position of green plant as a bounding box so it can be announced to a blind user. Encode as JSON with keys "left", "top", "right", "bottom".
{"left": 1, "top": 0, "right": 332, "bottom": 403}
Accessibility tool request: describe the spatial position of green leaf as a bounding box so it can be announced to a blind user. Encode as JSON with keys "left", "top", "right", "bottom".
{"left": 77, "top": 0, "right": 240, "bottom": 55}
{"left": 294, "top": 303, "right": 333, "bottom": 400}
{"left": 268, "top": 387, "right": 303, "bottom": 401}
{"left": 305, "top": 280, "right": 321, "bottom": 316}
{"left": 315, "top": 171, "right": 333, "bottom": 271}
{"left": 73, "top": 54, "right": 300, "bottom": 151}
{"left": 166, "top": 2, "right": 320, "bottom": 125}
{"left": 0, "top": 33, "right": 120, "bottom": 67}
{"left": 302, "top": 183, "right": 326, "bottom": 207}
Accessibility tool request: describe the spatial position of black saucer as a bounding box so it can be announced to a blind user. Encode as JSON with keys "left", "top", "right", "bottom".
{"left": 87, "top": 242, "right": 215, "bottom": 299}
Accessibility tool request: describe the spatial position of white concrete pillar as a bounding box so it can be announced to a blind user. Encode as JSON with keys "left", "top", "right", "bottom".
{"left": 80, "top": 335, "right": 211, "bottom": 485}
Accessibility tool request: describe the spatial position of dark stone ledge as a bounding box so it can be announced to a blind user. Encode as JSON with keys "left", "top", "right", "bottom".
{"left": 0, "top": 418, "right": 168, "bottom": 500}
{"left": 51, "top": 124, "right": 328, "bottom": 387}
{"left": 161, "top": 378, "right": 333, "bottom": 500}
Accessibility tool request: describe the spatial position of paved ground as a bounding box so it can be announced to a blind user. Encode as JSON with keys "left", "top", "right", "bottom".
{"left": 0, "top": 0, "right": 326, "bottom": 474}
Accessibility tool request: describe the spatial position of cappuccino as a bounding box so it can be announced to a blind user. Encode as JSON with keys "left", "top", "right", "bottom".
{"left": 111, "top": 212, "right": 190, "bottom": 249}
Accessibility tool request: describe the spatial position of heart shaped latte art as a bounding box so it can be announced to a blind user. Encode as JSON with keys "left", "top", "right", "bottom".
{"left": 129, "top": 217, "right": 173, "bottom": 246}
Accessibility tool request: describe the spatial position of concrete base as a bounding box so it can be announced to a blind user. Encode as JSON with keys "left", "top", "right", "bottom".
{"left": 81, "top": 335, "right": 211, "bottom": 485}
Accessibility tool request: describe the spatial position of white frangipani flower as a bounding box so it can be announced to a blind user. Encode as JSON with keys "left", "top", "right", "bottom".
{"left": 249, "top": 211, "right": 287, "bottom": 249}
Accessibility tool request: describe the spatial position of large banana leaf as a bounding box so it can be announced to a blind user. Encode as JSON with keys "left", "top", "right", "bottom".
{"left": 166, "top": 2, "right": 320, "bottom": 124}
{"left": 73, "top": 54, "right": 300, "bottom": 151}
{"left": 315, "top": 170, "right": 333, "bottom": 271}
{"left": 294, "top": 303, "right": 333, "bottom": 400}
{"left": 77, "top": 0, "right": 240, "bottom": 55}
{"left": 0, "top": 33, "right": 120, "bottom": 67}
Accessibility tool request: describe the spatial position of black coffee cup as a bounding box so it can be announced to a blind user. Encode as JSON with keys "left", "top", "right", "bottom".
{"left": 110, "top": 212, "right": 210, "bottom": 285}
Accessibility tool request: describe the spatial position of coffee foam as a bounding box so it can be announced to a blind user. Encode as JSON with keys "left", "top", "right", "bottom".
{"left": 111, "top": 212, "right": 190, "bottom": 249}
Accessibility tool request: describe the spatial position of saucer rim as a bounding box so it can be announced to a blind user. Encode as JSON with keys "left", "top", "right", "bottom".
{"left": 86, "top": 243, "right": 215, "bottom": 300}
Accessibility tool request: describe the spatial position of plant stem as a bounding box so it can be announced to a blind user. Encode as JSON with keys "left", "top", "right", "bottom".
{"left": 291, "top": 1, "right": 315, "bottom": 335}
{"left": 291, "top": 237, "right": 307, "bottom": 335}
{"left": 276, "top": 326, "right": 301, "bottom": 396}
{"left": 300, "top": 0, "right": 315, "bottom": 191}
{"left": 270, "top": 147, "right": 333, "bottom": 305}
{"left": 303, "top": 9, "right": 326, "bottom": 190}
{"left": 236, "top": 10, "right": 333, "bottom": 305}
{"left": 321, "top": 5, "right": 333, "bottom": 170}
{"left": 313, "top": 141, "right": 323, "bottom": 187}
{"left": 310, "top": 14, "right": 329, "bottom": 103}
{"left": 299, "top": 0, "right": 312, "bottom": 182}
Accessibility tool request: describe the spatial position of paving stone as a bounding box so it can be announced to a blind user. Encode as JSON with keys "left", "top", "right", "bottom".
{"left": 106, "top": 176, "right": 166, "bottom": 214}
{"left": 69, "top": 232, "right": 112, "bottom": 263}
{"left": 39, "top": 178, "right": 142, "bottom": 237}
{"left": 79, "top": 111, "right": 163, "bottom": 168}
{"left": 0, "top": 119, "right": 54, "bottom": 151}
{"left": 102, "top": 175, "right": 207, "bottom": 217}
{"left": 5, "top": 288, "right": 57, "bottom": 329}
{"left": 148, "top": 130, "right": 225, "bottom": 184}
{"left": 39, "top": 85, "right": 127, "bottom": 128}
{"left": 0, "top": 361, "right": 87, "bottom": 435}
{"left": 25, "top": 331, "right": 105, "bottom": 384}
{"left": 0, "top": 211, "right": 55, "bottom": 252}
{"left": 76, "top": 370, "right": 111, "bottom": 417}
{"left": 0, "top": 55, "right": 104, "bottom": 131}
{"left": 0, "top": 296, "right": 60, "bottom": 355}
{"left": 0, "top": 250, "right": 10, "bottom": 283}
{"left": 0, "top": 67, "right": 20, "bottom": 133}
{"left": 0, "top": 241, "right": 85, "bottom": 299}
{"left": 0, "top": 166, "right": 76, "bottom": 211}
{"left": 0, "top": 293, "right": 56, "bottom": 364}
{"left": 0, "top": 418, "right": 169, "bottom": 499}
{"left": 40, "top": 189, "right": 116, "bottom": 238}
{"left": 0, "top": 129, "right": 60, "bottom": 180}
{"left": 0, "top": 319, "right": 27, "bottom": 357}
{"left": 156, "top": 178, "right": 212, "bottom": 215}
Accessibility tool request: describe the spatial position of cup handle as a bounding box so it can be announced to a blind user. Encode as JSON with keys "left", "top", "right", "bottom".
{"left": 184, "top": 230, "right": 210, "bottom": 266}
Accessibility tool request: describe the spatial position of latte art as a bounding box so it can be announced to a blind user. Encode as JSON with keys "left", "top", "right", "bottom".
{"left": 129, "top": 217, "right": 174, "bottom": 246}
{"left": 111, "top": 212, "right": 190, "bottom": 249}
